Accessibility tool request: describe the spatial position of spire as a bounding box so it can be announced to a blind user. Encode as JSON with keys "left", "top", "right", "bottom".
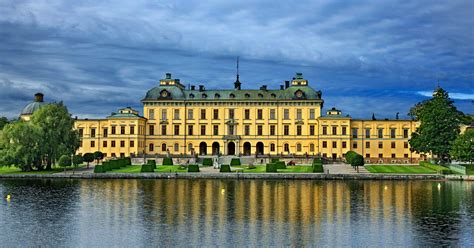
{"left": 234, "top": 56, "right": 241, "bottom": 90}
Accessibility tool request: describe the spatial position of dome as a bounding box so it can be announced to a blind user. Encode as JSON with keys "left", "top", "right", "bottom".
{"left": 20, "top": 93, "right": 46, "bottom": 116}
{"left": 143, "top": 86, "right": 185, "bottom": 100}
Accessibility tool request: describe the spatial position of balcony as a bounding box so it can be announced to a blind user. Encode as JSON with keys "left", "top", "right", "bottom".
{"left": 223, "top": 135, "right": 241, "bottom": 140}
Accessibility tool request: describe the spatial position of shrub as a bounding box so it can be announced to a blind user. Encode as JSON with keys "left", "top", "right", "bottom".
{"left": 271, "top": 158, "right": 280, "bottom": 163}
{"left": 110, "top": 160, "right": 121, "bottom": 170}
{"left": 312, "top": 161, "right": 324, "bottom": 173}
{"left": 83, "top": 153, "right": 95, "bottom": 167}
{"left": 102, "top": 161, "right": 112, "bottom": 171}
{"left": 147, "top": 160, "right": 157, "bottom": 169}
{"left": 275, "top": 161, "right": 286, "bottom": 169}
{"left": 420, "top": 161, "right": 451, "bottom": 174}
{"left": 248, "top": 164, "right": 256, "bottom": 169}
{"left": 230, "top": 158, "right": 241, "bottom": 166}
{"left": 351, "top": 154, "right": 365, "bottom": 167}
{"left": 345, "top": 151, "right": 357, "bottom": 164}
{"left": 58, "top": 155, "right": 71, "bottom": 170}
{"left": 266, "top": 163, "right": 277, "bottom": 173}
{"left": 94, "top": 165, "right": 106, "bottom": 173}
{"left": 72, "top": 155, "right": 83, "bottom": 167}
{"left": 188, "top": 164, "right": 200, "bottom": 172}
{"left": 94, "top": 151, "right": 104, "bottom": 164}
{"left": 220, "top": 164, "right": 231, "bottom": 172}
{"left": 202, "top": 158, "right": 213, "bottom": 166}
{"left": 140, "top": 164, "right": 155, "bottom": 172}
{"left": 124, "top": 157, "right": 132, "bottom": 166}
{"left": 163, "top": 158, "right": 173, "bottom": 166}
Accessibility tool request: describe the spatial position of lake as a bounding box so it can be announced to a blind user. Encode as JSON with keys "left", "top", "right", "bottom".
{"left": 0, "top": 179, "right": 473, "bottom": 247}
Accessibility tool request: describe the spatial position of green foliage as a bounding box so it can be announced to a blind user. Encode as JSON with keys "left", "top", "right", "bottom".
{"left": 345, "top": 151, "right": 357, "bottom": 164}
{"left": 266, "top": 163, "right": 277, "bottom": 172}
{"left": 140, "top": 164, "right": 155, "bottom": 172}
{"left": 275, "top": 161, "right": 286, "bottom": 169}
{"left": 147, "top": 160, "right": 157, "bottom": 169}
{"left": 124, "top": 157, "right": 132, "bottom": 166}
{"left": 312, "top": 158, "right": 324, "bottom": 173}
{"left": 72, "top": 155, "right": 83, "bottom": 166}
{"left": 94, "top": 165, "right": 106, "bottom": 173}
{"left": 188, "top": 164, "right": 200, "bottom": 172}
{"left": 110, "top": 160, "right": 121, "bottom": 169}
{"left": 271, "top": 158, "right": 280, "bottom": 163}
{"left": 351, "top": 154, "right": 365, "bottom": 167}
{"left": 93, "top": 151, "right": 103, "bottom": 164}
{"left": 409, "top": 88, "right": 466, "bottom": 162}
{"left": 450, "top": 129, "right": 473, "bottom": 163}
{"left": 248, "top": 164, "right": 256, "bottom": 169}
{"left": 83, "top": 153, "right": 94, "bottom": 167}
{"left": 102, "top": 161, "right": 112, "bottom": 171}
{"left": 230, "top": 158, "right": 241, "bottom": 166}
{"left": 219, "top": 164, "right": 231, "bottom": 172}
{"left": 0, "top": 117, "right": 9, "bottom": 130}
{"left": 202, "top": 158, "right": 213, "bottom": 166}
{"left": 58, "top": 155, "right": 71, "bottom": 168}
{"left": 162, "top": 158, "right": 173, "bottom": 165}
{"left": 419, "top": 161, "right": 451, "bottom": 174}
{"left": 463, "top": 164, "right": 474, "bottom": 175}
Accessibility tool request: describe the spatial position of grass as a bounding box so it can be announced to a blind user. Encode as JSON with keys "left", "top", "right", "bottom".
{"left": 231, "top": 165, "right": 314, "bottom": 173}
{"left": 0, "top": 165, "right": 82, "bottom": 174}
{"left": 108, "top": 165, "right": 189, "bottom": 173}
{"left": 365, "top": 165, "right": 437, "bottom": 174}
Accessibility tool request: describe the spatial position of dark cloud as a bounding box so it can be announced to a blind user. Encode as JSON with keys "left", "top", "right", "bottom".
{"left": 0, "top": 0, "right": 472, "bottom": 119}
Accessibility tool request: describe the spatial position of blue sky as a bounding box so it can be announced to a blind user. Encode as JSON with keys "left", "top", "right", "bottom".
{"left": 0, "top": 0, "right": 472, "bottom": 119}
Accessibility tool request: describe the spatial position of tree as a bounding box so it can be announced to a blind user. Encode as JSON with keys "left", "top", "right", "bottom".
{"left": 58, "top": 155, "right": 71, "bottom": 172}
{"left": 351, "top": 154, "right": 364, "bottom": 172}
{"left": 72, "top": 155, "right": 83, "bottom": 173}
{"left": 0, "top": 122, "right": 42, "bottom": 171}
{"left": 0, "top": 117, "right": 9, "bottom": 130}
{"left": 408, "top": 87, "right": 467, "bottom": 163}
{"left": 31, "top": 102, "right": 80, "bottom": 170}
{"left": 93, "top": 151, "right": 103, "bottom": 165}
{"left": 450, "top": 129, "right": 473, "bottom": 163}
{"left": 83, "top": 153, "right": 94, "bottom": 168}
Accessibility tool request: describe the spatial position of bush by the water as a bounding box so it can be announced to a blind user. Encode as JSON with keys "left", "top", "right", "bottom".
{"left": 230, "top": 158, "right": 241, "bottom": 166}
{"left": 147, "top": 160, "right": 157, "bottom": 169}
{"left": 140, "top": 164, "right": 155, "bottom": 172}
{"left": 94, "top": 165, "right": 106, "bottom": 173}
{"left": 188, "top": 164, "right": 200, "bottom": 172}
{"left": 219, "top": 164, "right": 231, "bottom": 172}
{"left": 202, "top": 158, "right": 213, "bottom": 166}
{"left": 266, "top": 163, "right": 277, "bottom": 172}
{"left": 163, "top": 158, "right": 173, "bottom": 166}
{"left": 345, "top": 151, "right": 357, "bottom": 164}
{"left": 419, "top": 161, "right": 451, "bottom": 174}
{"left": 275, "top": 161, "right": 286, "bottom": 169}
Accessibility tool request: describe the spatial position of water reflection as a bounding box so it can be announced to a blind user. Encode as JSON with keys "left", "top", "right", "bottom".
{"left": 0, "top": 179, "right": 473, "bottom": 247}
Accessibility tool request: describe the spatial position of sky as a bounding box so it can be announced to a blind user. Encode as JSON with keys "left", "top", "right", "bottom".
{"left": 0, "top": 0, "right": 472, "bottom": 119}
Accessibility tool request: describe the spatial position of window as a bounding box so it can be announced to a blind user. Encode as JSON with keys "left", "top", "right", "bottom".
{"left": 91, "top": 141, "right": 95, "bottom": 147}
{"left": 404, "top": 142, "right": 409, "bottom": 149}
{"left": 390, "top": 128, "right": 396, "bottom": 138}
{"left": 244, "top": 109, "right": 250, "bottom": 120}
{"left": 270, "top": 143, "right": 275, "bottom": 152}
{"left": 130, "top": 141, "right": 134, "bottom": 147}
{"left": 366, "top": 153, "right": 370, "bottom": 158}
{"left": 310, "top": 143, "right": 315, "bottom": 152}
{"left": 322, "top": 153, "right": 327, "bottom": 158}
{"left": 162, "top": 143, "right": 167, "bottom": 152}
{"left": 333, "top": 126, "right": 337, "bottom": 135}
{"left": 309, "top": 109, "right": 315, "bottom": 119}
{"left": 392, "top": 153, "right": 396, "bottom": 158}
{"left": 174, "top": 143, "right": 179, "bottom": 152}
{"left": 130, "top": 126, "right": 135, "bottom": 135}
{"left": 112, "top": 141, "right": 116, "bottom": 147}
{"left": 257, "top": 125, "right": 263, "bottom": 135}
{"left": 403, "top": 129, "right": 409, "bottom": 138}
{"left": 213, "top": 109, "right": 219, "bottom": 119}
{"left": 174, "top": 109, "right": 180, "bottom": 120}
{"left": 296, "top": 125, "right": 302, "bottom": 135}
{"left": 229, "top": 109, "right": 235, "bottom": 119}
{"left": 103, "top": 141, "right": 107, "bottom": 147}
{"left": 296, "top": 109, "right": 302, "bottom": 120}
{"left": 404, "top": 154, "right": 409, "bottom": 158}
{"left": 149, "top": 143, "right": 154, "bottom": 152}
{"left": 149, "top": 109, "right": 155, "bottom": 120}
{"left": 213, "top": 125, "right": 218, "bottom": 135}
{"left": 322, "top": 126, "right": 327, "bottom": 135}
{"left": 378, "top": 142, "right": 383, "bottom": 149}
{"left": 296, "top": 143, "right": 302, "bottom": 152}
{"left": 283, "top": 109, "right": 289, "bottom": 120}
{"left": 162, "top": 125, "right": 167, "bottom": 135}
{"left": 310, "top": 125, "right": 315, "bottom": 135}
{"left": 378, "top": 128, "right": 383, "bottom": 138}
{"left": 120, "top": 140, "right": 125, "bottom": 147}
{"left": 342, "top": 127, "right": 347, "bottom": 135}
{"left": 174, "top": 125, "right": 180, "bottom": 135}
{"left": 149, "top": 125, "right": 154, "bottom": 135}
{"left": 200, "top": 125, "right": 206, "bottom": 135}
{"left": 228, "top": 125, "right": 234, "bottom": 135}
{"left": 188, "top": 125, "right": 193, "bottom": 135}
{"left": 322, "top": 141, "right": 327, "bottom": 148}
{"left": 103, "top": 128, "right": 108, "bottom": 138}
{"left": 111, "top": 126, "right": 116, "bottom": 135}
{"left": 121, "top": 126, "right": 125, "bottom": 135}
{"left": 257, "top": 109, "right": 263, "bottom": 120}
{"left": 379, "top": 153, "right": 383, "bottom": 158}
{"left": 284, "top": 125, "right": 289, "bottom": 135}
{"left": 200, "top": 109, "right": 206, "bottom": 120}
{"left": 352, "top": 128, "right": 358, "bottom": 138}
{"left": 365, "top": 128, "right": 370, "bottom": 138}
{"left": 270, "top": 125, "right": 276, "bottom": 136}
{"left": 188, "top": 109, "right": 194, "bottom": 119}
{"left": 91, "top": 128, "right": 96, "bottom": 138}
{"left": 342, "top": 141, "right": 347, "bottom": 148}
{"left": 366, "top": 142, "right": 370, "bottom": 148}
{"left": 161, "top": 109, "right": 167, "bottom": 120}
{"left": 391, "top": 142, "right": 396, "bottom": 149}
{"left": 245, "top": 125, "right": 250, "bottom": 135}
{"left": 78, "top": 128, "right": 84, "bottom": 137}
{"left": 332, "top": 141, "right": 337, "bottom": 148}
{"left": 188, "top": 143, "right": 193, "bottom": 152}
{"left": 353, "top": 142, "right": 358, "bottom": 149}
{"left": 284, "top": 144, "right": 290, "bottom": 153}
{"left": 269, "top": 109, "right": 276, "bottom": 120}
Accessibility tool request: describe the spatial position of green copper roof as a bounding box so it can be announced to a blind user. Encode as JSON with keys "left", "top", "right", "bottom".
{"left": 20, "top": 101, "right": 46, "bottom": 115}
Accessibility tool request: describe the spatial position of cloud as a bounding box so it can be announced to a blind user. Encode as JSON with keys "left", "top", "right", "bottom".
{"left": 416, "top": 91, "right": 474, "bottom": 100}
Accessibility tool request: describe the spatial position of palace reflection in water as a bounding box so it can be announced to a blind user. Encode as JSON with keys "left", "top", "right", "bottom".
{"left": 0, "top": 179, "right": 473, "bottom": 247}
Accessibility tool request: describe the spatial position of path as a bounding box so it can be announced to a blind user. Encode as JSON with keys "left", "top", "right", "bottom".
{"left": 324, "top": 163, "right": 370, "bottom": 174}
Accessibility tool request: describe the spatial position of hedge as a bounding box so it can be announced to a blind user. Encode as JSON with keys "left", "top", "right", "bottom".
{"left": 420, "top": 161, "right": 451, "bottom": 174}
{"left": 271, "top": 158, "right": 280, "bottom": 163}
{"left": 219, "top": 164, "right": 231, "bottom": 173}
{"left": 102, "top": 161, "right": 112, "bottom": 172}
{"left": 463, "top": 164, "right": 474, "bottom": 175}
{"left": 202, "top": 158, "right": 213, "bottom": 166}
{"left": 147, "top": 160, "right": 157, "bottom": 169}
{"left": 312, "top": 163, "right": 324, "bottom": 173}
{"left": 266, "top": 163, "right": 277, "bottom": 173}
{"left": 188, "top": 164, "right": 200, "bottom": 172}
{"left": 94, "top": 165, "right": 106, "bottom": 173}
{"left": 140, "top": 164, "right": 155, "bottom": 172}
{"left": 125, "top": 157, "right": 132, "bottom": 166}
{"left": 163, "top": 158, "right": 173, "bottom": 166}
{"left": 275, "top": 161, "right": 286, "bottom": 169}
{"left": 230, "top": 158, "right": 241, "bottom": 166}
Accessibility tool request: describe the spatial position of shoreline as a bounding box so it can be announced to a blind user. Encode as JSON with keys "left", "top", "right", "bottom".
{"left": 1, "top": 172, "right": 471, "bottom": 181}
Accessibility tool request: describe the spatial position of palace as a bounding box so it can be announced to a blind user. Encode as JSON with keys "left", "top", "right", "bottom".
{"left": 67, "top": 72, "right": 423, "bottom": 163}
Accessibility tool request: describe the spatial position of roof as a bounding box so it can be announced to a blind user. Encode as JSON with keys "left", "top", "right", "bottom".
{"left": 20, "top": 101, "right": 46, "bottom": 116}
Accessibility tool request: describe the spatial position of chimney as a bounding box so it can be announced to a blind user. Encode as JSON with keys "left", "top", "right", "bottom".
{"left": 34, "top": 93, "right": 44, "bottom": 102}
{"left": 260, "top": 85, "right": 267, "bottom": 91}
{"left": 191, "top": 85, "right": 195, "bottom": 91}
{"left": 165, "top": 73, "right": 172, "bottom": 79}
{"left": 199, "top": 85, "right": 205, "bottom": 91}
{"left": 280, "top": 85, "right": 284, "bottom": 90}
{"left": 285, "top": 81, "right": 290, "bottom": 89}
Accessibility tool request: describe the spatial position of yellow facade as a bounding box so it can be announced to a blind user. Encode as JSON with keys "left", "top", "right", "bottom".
{"left": 74, "top": 72, "right": 424, "bottom": 163}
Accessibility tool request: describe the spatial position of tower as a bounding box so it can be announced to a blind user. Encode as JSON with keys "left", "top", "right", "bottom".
{"left": 234, "top": 57, "right": 241, "bottom": 90}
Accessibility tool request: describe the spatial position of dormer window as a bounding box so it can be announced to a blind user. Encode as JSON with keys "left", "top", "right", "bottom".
{"left": 245, "top": 93, "right": 250, "bottom": 98}
{"left": 230, "top": 93, "right": 235, "bottom": 99}
{"left": 271, "top": 93, "right": 276, "bottom": 98}
{"left": 160, "top": 90, "right": 169, "bottom": 98}
{"left": 295, "top": 90, "right": 304, "bottom": 98}
{"left": 202, "top": 93, "right": 207, "bottom": 98}
{"left": 189, "top": 93, "right": 195, "bottom": 99}
{"left": 215, "top": 93, "right": 220, "bottom": 99}
{"left": 258, "top": 93, "right": 264, "bottom": 98}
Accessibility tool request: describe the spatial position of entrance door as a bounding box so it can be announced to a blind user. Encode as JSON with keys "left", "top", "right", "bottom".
{"left": 199, "top": 142, "right": 207, "bottom": 155}
{"left": 256, "top": 142, "right": 264, "bottom": 155}
{"left": 227, "top": 142, "right": 235, "bottom": 155}
{"left": 212, "top": 142, "right": 220, "bottom": 155}
{"left": 243, "top": 142, "right": 251, "bottom": 156}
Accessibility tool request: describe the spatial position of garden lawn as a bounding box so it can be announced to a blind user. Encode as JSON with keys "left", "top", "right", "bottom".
{"left": 155, "top": 165, "right": 188, "bottom": 173}
{"left": 365, "top": 165, "right": 437, "bottom": 174}
{"left": 231, "top": 165, "right": 314, "bottom": 173}
{"left": 0, "top": 166, "right": 64, "bottom": 174}
{"left": 110, "top": 165, "right": 142, "bottom": 173}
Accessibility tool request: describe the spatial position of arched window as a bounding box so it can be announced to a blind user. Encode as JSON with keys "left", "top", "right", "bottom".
{"left": 271, "top": 93, "right": 276, "bottom": 98}
{"left": 309, "top": 143, "right": 315, "bottom": 152}
{"left": 202, "top": 93, "right": 207, "bottom": 98}
{"left": 149, "top": 143, "right": 154, "bottom": 152}
{"left": 189, "top": 93, "right": 195, "bottom": 99}
{"left": 230, "top": 93, "right": 235, "bottom": 98}
{"left": 258, "top": 93, "right": 263, "bottom": 98}
{"left": 188, "top": 143, "right": 193, "bottom": 152}
{"left": 296, "top": 143, "right": 302, "bottom": 152}
{"left": 161, "top": 143, "right": 167, "bottom": 152}
{"left": 215, "top": 93, "right": 220, "bottom": 99}
{"left": 284, "top": 143, "right": 290, "bottom": 153}
{"left": 174, "top": 143, "right": 179, "bottom": 152}
{"left": 245, "top": 93, "right": 250, "bottom": 98}
{"left": 270, "top": 143, "right": 275, "bottom": 152}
